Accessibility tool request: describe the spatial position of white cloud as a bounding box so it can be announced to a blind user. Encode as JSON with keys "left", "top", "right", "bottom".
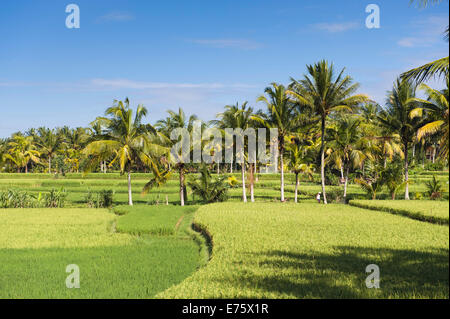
{"left": 397, "top": 15, "right": 448, "bottom": 48}
{"left": 89, "top": 78, "right": 257, "bottom": 90}
{"left": 310, "top": 22, "right": 359, "bottom": 33}
{"left": 397, "top": 37, "right": 424, "bottom": 47}
{"left": 187, "top": 38, "right": 263, "bottom": 50}
{"left": 97, "top": 12, "right": 134, "bottom": 22}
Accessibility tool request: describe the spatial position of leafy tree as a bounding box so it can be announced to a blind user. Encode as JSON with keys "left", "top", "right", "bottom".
{"left": 156, "top": 107, "right": 199, "bottom": 206}
{"left": 425, "top": 175, "right": 445, "bottom": 199}
{"left": 255, "top": 83, "right": 299, "bottom": 202}
{"left": 187, "top": 164, "right": 229, "bottom": 203}
{"left": 213, "top": 102, "right": 257, "bottom": 202}
{"left": 409, "top": 76, "right": 449, "bottom": 159}
{"left": 286, "top": 138, "right": 315, "bottom": 203}
{"left": 142, "top": 160, "right": 172, "bottom": 202}
{"left": 381, "top": 163, "right": 406, "bottom": 200}
{"left": 5, "top": 135, "right": 40, "bottom": 173}
{"left": 326, "top": 116, "right": 373, "bottom": 200}
{"left": 378, "top": 79, "right": 426, "bottom": 199}
{"left": 83, "top": 98, "right": 164, "bottom": 205}
{"left": 288, "top": 60, "right": 368, "bottom": 204}
{"left": 355, "top": 164, "right": 386, "bottom": 200}
{"left": 36, "top": 127, "right": 64, "bottom": 173}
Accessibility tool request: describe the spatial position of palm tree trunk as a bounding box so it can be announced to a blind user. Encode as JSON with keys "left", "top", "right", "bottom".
{"left": 294, "top": 173, "right": 299, "bottom": 203}
{"left": 179, "top": 164, "right": 185, "bottom": 206}
{"left": 250, "top": 165, "right": 255, "bottom": 203}
{"left": 343, "top": 166, "right": 349, "bottom": 201}
{"left": 320, "top": 117, "right": 327, "bottom": 204}
{"left": 422, "top": 145, "right": 425, "bottom": 168}
{"left": 217, "top": 163, "right": 220, "bottom": 175}
{"left": 432, "top": 144, "right": 436, "bottom": 163}
{"left": 48, "top": 156, "right": 51, "bottom": 173}
{"left": 241, "top": 163, "right": 247, "bottom": 202}
{"left": 250, "top": 163, "right": 255, "bottom": 202}
{"left": 404, "top": 142, "right": 410, "bottom": 200}
{"left": 280, "top": 142, "right": 285, "bottom": 202}
{"left": 127, "top": 168, "right": 133, "bottom": 206}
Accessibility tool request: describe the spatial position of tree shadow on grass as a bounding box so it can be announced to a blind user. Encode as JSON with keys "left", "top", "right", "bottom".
{"left": 225, "top": 246, "right": 449, "bottom": 298}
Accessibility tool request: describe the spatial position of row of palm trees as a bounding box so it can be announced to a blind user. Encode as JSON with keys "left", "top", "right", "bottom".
{"left": 1, "top": 60, "right": 448, "bottom": 205}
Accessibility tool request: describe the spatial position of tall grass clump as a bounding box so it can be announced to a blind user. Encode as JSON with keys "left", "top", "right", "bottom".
{"left": 44, "top": 188, "right": 67, "bottom": 208}
{"left": 85, "top": 188, "right": 114, "bottom": 208}
{"left": 0, "top": 189, "right": 40, "bottom": 208}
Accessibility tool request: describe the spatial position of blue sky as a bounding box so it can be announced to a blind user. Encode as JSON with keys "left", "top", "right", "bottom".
{"left": 0, "top": 0, "right": 448, "bottom": 137}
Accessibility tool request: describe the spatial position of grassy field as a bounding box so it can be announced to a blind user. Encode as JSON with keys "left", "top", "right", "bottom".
{"left": 0, "top": 171, "right": 448, "bottom": 299}
{"left": 0, "top": 171, "right": 448, "bottom": 206}
{"left": 0, "top": 207, "right": 203, "bottom": 298}
{"left": 349, "top": 200, "right": 449, "bottom": 225}
{"left": 159, "top": 202, "right": 449, "bottom": 298}
{"left": 115, "top": 205, "right": 198, "bottom": 235}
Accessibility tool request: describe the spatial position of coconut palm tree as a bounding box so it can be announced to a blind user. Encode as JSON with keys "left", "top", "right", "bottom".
{"left": 156, "top": 107, "right": 198, "bottom": 206}
{"left": 326, "top": 116, "right": 373, "bottom": 201}
{"left": 233, "top": 102, "right": 255, "bottom": 202}
{"left": 408, "top": 75, "right": 449, "bottom": 159}
{"left": 402, "top": 1, "right": 448, "bottom": 83}
{"left": 212, "top": 103, "right": 241, "bottom": 174}
{"left": 0, "top": 138, "right": 8, "bottom": 172}
{"left": 376, "top": 134, "right": 404, "bottom": 168}
{"left": 59, "top": 127, "right": 89, "bottom": 173}
{"left": 288, "top": 60, "right": 368, "bottom": 204}
{"left": 360, "top": 103, "right": 381, "bottom": 124}
{"left": 213, "top": 102, "right": 255, "bottom": 202}
{"left": 35, "top": 127, "right": 64, "bottom": 173}
{"left": 83, "top": 98, "right": 164, "bottom": 206}
{"left": 254, "top": 84, "right": 299, "bottom": 202}
{"left": 286, "top": 138, "right": 315, "bottom": 203}
{"left": 377, "top": 79, "right": 426, "bottom": 200}
{"left": 5, "top": 134, "right": 40, "bottom": 173}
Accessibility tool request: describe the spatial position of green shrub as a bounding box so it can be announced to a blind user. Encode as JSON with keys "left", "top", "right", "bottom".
{"left": 187, "top": 165, "right": 229, "bottom": 203}
{"left": 425, "top": 162, "right": 445, "bottom": 171}
{"left": 325, "top": 188, "right": 344, "bottom": 203}
{"left": 44, "top": 188, "right": 67, "bottom": 208}
{"left": 0, "top": 189, "right": 40, "bottom": 208}
{"left": 425, "top": 175, "right": 444, "bottom": 200}
{"left": 414, "top": 192, "right": 424, "bottom": 200}
{"left": 325, "top": 168, "right": 339, "bottom": 186}
{"left": 84, "top": 188, "right": 114, "bottom": 208}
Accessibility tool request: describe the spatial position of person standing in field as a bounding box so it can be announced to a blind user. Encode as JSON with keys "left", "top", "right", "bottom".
{"left": 316, "top": 192, "right": 321, "bottom": 204}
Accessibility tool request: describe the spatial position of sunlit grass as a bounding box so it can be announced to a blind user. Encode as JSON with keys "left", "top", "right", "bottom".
{"left": 349, "top": 200, "right": 449, "bottom": 224}
{"left": 0, "top": 208, "right": 201, "bottom": 298}
{"left": 159, "top": 202, "right": 449, "bottom": 299}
